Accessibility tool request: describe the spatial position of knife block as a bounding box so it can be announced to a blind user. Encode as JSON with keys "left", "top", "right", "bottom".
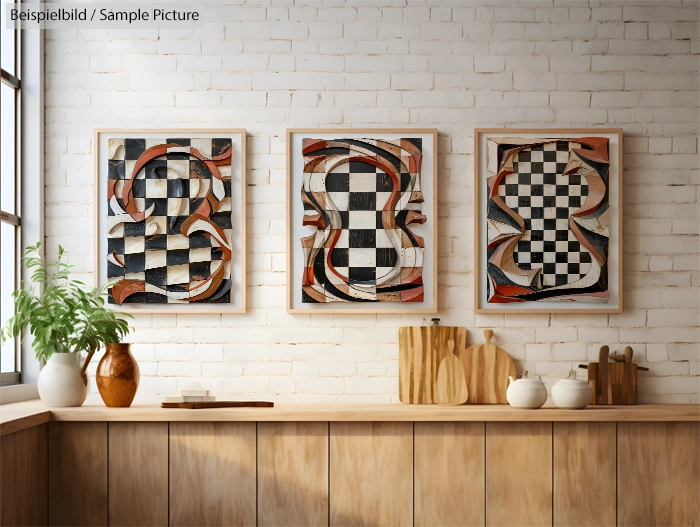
{"left": 587, "top": 362, "right": 638, "bottom": 405}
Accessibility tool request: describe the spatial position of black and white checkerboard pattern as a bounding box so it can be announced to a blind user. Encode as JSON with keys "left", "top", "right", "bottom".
{"left": 107, "top": 138, "right": 232, "bottom": 303}
{"left": 322, "top": 161, "right": 407, "bottom": 291}
{"left": 499, "top": 141, "right": 593, "bottom": 288}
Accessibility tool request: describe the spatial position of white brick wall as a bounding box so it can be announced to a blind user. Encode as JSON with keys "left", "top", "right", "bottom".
{"left": 44, "top": 0, "right": 700, "bottom": 403}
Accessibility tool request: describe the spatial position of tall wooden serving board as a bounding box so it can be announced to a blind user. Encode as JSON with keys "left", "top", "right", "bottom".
{"left": 398, "top": 326, "right": 468, "bottom": 404}
{"left": 458, "top": 330, "right": 515, "bottom": 404}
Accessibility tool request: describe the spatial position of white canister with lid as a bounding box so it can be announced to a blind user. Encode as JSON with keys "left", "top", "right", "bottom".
{"left": 551, "top": 370, "right": 592, "bottom": 410}
{"left": 506, "top": 370, "right": 548, "bottom": 409}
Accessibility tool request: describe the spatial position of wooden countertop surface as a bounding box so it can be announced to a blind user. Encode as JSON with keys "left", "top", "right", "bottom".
{"left": 1, "top": 400, "right": 698, "bottom": 435}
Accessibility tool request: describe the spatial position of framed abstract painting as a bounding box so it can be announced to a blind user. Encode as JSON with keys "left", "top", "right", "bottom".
{"left": 474, "top": 129, "right": 623, "bottom": 313}
{"left": 94, "top": 129, "right": 246, "bottom": 313}
{"left": 286, "top": 128, "right": 438, "bottom": 314}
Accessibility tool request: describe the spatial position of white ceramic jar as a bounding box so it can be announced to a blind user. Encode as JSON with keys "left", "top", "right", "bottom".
{"left": 551, "top": 370, "right": 591, "bottom": 410}
{"left": 38, "top": 353, "right": 89, "bottom": 407}
{"left": 506, "top": 370, "right": 548, "bottom": 409}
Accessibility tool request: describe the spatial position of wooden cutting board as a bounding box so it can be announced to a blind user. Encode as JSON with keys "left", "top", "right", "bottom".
{"left": 458, "top": 329, "right": 515, "bottom": 404}
{"left": 398, "top": 325, "right": 468, "bottom": 404}
{"left": 434, "top": 341, "right": 469, "bottom": 405}
{"left": 161, "top": 401, "right": 274, "bottom": 409}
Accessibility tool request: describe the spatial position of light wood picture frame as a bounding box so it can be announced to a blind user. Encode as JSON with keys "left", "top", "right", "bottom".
{"left": 474, "top": 128, "right": 623, "bottom": 314}
{"left": 286, "top": 128, "right": 438, "bottom": 314}
{"left": 94, "top": 129, "right": 247, "bottom": 313}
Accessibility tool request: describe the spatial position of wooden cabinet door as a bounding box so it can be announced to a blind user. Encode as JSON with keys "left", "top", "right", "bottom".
{"left": 170, "top": 422, "right": 256, "bottom": 527}
{"left": 258, "top": 422, "right": 329, "bottom": 527}
{"left": 414, "top": 422, "right": 485, "bottom": 527}
{"left": 330, "top": 422, "right": 412, "bottom": 527}
{"left": 1, "top": 424, "right": 48, "bottom": 527}
{"left": 618, "top": 421, "right": 700, "bottom": 526}
{"left": 49, "top": 422, "right": 108, "bottom": 526}
{"left": 553, "top": 422, "right": 616, "bottom": 527}
{"left": 486, "top": 422, "right": 552, "bottom": 527}
{"left": 109, "top": 422, "right": 168, "bottom": 526}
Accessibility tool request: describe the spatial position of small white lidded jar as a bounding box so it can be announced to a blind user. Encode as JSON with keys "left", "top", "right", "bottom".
{"left": 506, "top": 370, "right": 548, "bottom": 409}
{"left": 551, "top": 370, "right": 592, "bottom": 410}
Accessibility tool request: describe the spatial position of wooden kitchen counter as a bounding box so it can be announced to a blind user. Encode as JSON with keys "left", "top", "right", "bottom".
{"left": 2, "top": 399, "right": 699, "bottom": 526}
{"left": 1, "top": 400, "right": 698, "bottom": 435}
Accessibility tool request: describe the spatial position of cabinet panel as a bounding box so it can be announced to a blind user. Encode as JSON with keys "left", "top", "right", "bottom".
{"left": 109, "top": 422, "right": 168, "bottom": 526}
{"left": 553, "top": 422, "right": 615, "bottom": 527}
{"left": 258, "top": 422, "right": 329, "bottom": 527}
{"left": 330, "top": 422, "right": 412, "bottom": 527}
{"left": 0, "top": 424, "right": 48, "bottom": 527}
{"left": 415, "top": 422, "right": 485, "bottom": 527}
{"left": 170, "top": 422, "right": 256, "bottom": 527}
{"left": 486, "top": 422, "right": 552, "bottom": 527}
{"left": 618, "top": 421, "right": 700, "bottom": 527}
{"left": 49, "top": 422, "right": 108, "bottom": 526}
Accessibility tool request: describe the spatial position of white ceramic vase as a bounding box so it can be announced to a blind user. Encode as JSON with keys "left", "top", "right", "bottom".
{"left": 37, "top": 353, "right": 89, "bottom": 407}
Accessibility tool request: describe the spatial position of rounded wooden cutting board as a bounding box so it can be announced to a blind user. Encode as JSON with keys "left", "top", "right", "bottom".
{"left": 458, "top": 330, "right": 515, "bottom": 404}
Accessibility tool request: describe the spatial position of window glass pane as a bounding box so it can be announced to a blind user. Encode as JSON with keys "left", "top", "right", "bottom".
{"left": 0, "top": 5, "right": 15, "bottom": 76}
{"left": 1, "top": 222, "right": 17, "bottom": 373}
{"left": 1, "top": 82, "right": 16, "bottom": 214}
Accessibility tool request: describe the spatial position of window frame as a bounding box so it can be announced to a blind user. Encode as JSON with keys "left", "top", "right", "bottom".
{"left": 1, "top": 15, "right": 22, "bottom": 387}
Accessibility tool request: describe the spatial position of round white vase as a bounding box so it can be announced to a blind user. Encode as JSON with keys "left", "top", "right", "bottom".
{"left": 38, "top": 353, "right": 89, "bottom": 407}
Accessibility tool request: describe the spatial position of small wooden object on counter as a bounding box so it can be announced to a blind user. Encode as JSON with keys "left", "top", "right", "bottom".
{"left": 579, "top": 346, "right": 646, "bottom": 405}
{"left": 434, "top": 341, "right": 469, "bottom": 405}
{"left": 458, "top": 329, "right": 515, "bottom": 404}
{"left": 398, "top": 322, "right": 468, "bottom": 404}
{"left": 96, "top": 343, "right": 140, "bottom": 408}
{"left": 161, "top": 401, "right": 274, "bottom": 409}
{"left": 598, "top": 345, "right": 612, "bottom": 404}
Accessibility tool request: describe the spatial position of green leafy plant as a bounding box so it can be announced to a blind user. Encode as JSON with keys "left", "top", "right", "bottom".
{"left": 1, "top": 243, "right": 132, "bottom": 363}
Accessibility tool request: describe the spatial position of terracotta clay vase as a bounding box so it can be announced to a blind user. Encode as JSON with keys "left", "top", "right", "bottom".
{"left": 96, "top": 343, "right": 140, "bottom": 407}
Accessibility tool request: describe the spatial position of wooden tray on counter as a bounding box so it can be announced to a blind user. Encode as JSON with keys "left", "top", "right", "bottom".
{"left": 161, "top": 401, "right": 274, "bottom": 409}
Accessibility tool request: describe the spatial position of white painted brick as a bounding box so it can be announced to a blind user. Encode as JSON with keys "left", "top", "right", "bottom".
{"left": 626, "top": 23, "right": 649, "bottom": 40}
{"left": 650, "top": 256, "right": 674, "bottom": 272}
{"left": 271, "top": 22, "right": 309, "bottom": 39}
{"left": 129, "top": 72, "right": 193, "bottom": 91}
{"left": 296, "top": 377, "right": 344, "bottom": 394}
{"left": 421, "top": 22, "right": 462, "bottom": 40}
{"left": 222, "top": 376, "right": 270, "bottom": 394}
{"left": 67, "top": 137, "right": 90, "bottom": 154}
{"left": 357, "top": 8, "right": 381, "bottom": 22}
{"left": 158, "top": 362, "right": 201, "bottom": 377}
{"left": 176, "top": 91, "right": 221, "bottom": 107}
{"left": 549, "top": 56, "right": 591, "bottom": 73}
{"left": 648, "top": 22, "right": 673, "bottom": 40}
{"left": 536, "top": 328, "right": 578, "bottom": 343}
{"left": 549, "top": 91, "right": 590, "bottom": 107}
{"left": 514, "top": 71, "right": 556, "bottom": 91}
{"left": 474, "top": 55, "right": 505, "bottom": 73}
{"left": 526, "top": 344, "right": 553, "bottom": 362}
{"left": 649, "top": 138, "right": 673, "bottom": 154}
{"left": 318, "top": 8, "right": 356, "bottom": 22}
{"left": 668, "top": 344, "right": 700, "bottom": 362}
{"left": 673, "top": 137, "right": 698, "bottom": 154}
{"left": 552, "top": 343, "right": 588, "bottom": 361}
{"left": 558, "top": 73, "right": 624, "bottom": 91}
{"left": 596, "top": 23, "right": 626, "bottom": 40}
